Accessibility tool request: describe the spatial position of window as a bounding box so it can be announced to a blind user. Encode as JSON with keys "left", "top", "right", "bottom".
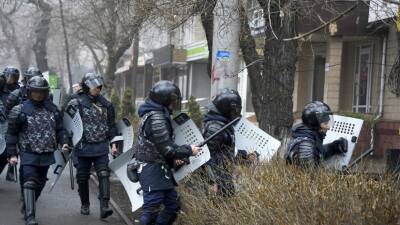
{"left": 352, "top": 44, "right": 373, "bottom": 113}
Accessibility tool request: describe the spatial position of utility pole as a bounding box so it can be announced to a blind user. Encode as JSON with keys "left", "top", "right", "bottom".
{"left": 210, "top": 0, "right": 240, "bottom": 98}
{"left": 58, "top": 0, "right": 73, "bottom": 94}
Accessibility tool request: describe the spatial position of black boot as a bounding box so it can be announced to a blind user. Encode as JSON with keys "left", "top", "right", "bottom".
{"left": 24, "top": 188, "right": 38, "bottom": 225}
{"left": 98, "top": 172, "right": 113, "bottom": 219}
{"left": 78, "top": 181, "right": 90, "bottom": 215}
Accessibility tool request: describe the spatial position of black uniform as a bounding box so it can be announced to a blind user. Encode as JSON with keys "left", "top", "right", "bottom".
{"left": 134, "top": 81, "right": 193, "bottom": 225}
{"left": 201, "top": 89, "right": 243, "bottom": 197}
{"left": 7, "top": 77, "right": 68, "bottom": 225}
{"left": 285, "top": 101, "right": 348, "bottom": 168}
{"left": 66, "top": 73, "right": 117, "bottom": 218}
{"left": 0, "top": 67, "right": 20, "bottom": 177}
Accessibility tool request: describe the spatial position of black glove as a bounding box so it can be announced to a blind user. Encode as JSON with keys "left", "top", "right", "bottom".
{"left": 127, "top": 158, "right": 140, "bottom": 183}
{"left": 332, "top": 137, "right": 348, "bottom": 154}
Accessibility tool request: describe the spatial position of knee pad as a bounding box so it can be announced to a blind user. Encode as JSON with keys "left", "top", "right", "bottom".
{"left": 76, "top": 171, "right": 90, "bottom": 183}
{"left": 23, "top": 179, "right": 38, "bottom": 190}
{"left": 96, "top": 168, "right": 110, "bottom": 179}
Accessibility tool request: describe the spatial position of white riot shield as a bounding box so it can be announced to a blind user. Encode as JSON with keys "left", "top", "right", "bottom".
{"left": 52, "top": 150, "right": 69, "bottom": 175}
{"left": 116, "top": 118, "right": 134, "bottom": 153}
{"left": 63, "top": 105, "right": 83, "bottom": 146}
{"left": 172, "top": 113, "right": 210, "bottom": 182}
{"left": 234, "top": 117, "right": 281, "bottom": 161}
{"left": 0, "top": 122, "right": 7, "bottom": 155}
{"left": 109, "top": 113, "right": 210, "bottom": 212}
{"left": 323, "top": 115, "right": 364, "bottom": 170}
{"left": 48, "top": 105, "right": 83, "bottom": 192}
{"left": 108, "top": 148, "right": 144, "bottom": 212}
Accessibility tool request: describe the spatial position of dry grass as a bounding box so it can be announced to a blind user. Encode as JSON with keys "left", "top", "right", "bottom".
{"left": 177, "top": 160, "right": 400, "bottom": 225}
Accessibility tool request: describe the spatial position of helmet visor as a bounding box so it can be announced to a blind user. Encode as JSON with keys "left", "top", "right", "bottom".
{"left": 316, "top": 113, "right": 334, "bottom": 128}
{"left": 84, "top": 76, "right": 104, "bottom": 89}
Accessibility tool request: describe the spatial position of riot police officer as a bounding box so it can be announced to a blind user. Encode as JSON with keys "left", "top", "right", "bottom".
{"left": 6, "top": 66, "right": 42, "bottom": 113}
{"left": 66, "top": 73, "right": 118, "bottom": 218}
{"left": 7, "top": 76, "right": 69, "bottom": 225}
{"left": 0, "top": 66, "right": 20, "bottom": 180}
{"left": 285, "top": 101, "right": 348, "bottom": 168}
{"left": 133, "top": 80, "right": 200, "bottom": 225}
{"left": 202, "top": 88, "right": 245, "bottom": 197}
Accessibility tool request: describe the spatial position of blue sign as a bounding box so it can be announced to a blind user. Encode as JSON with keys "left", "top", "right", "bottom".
{"left": 216, "top": 50, "right": 231, "bottom": 61}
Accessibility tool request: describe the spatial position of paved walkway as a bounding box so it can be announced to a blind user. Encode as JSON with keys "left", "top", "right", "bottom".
{"left": 0, "top": 166, "right": 126, "bottom": 225}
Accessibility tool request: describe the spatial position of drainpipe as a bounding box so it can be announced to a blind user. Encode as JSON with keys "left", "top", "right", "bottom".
{"left": 371, "top": 36, "right": 387, "bottom": 151}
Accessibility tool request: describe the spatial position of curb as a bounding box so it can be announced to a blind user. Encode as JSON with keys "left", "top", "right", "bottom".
{"left": 90, "top": 174, "right": 134, "bottom": 225}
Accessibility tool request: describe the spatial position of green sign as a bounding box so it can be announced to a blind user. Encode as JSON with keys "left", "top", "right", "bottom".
{"left": 186, "top": 41, "right": 209, "bottom": 61}
{"left": 48, "top": 74, "right": 59, "bottom": 89}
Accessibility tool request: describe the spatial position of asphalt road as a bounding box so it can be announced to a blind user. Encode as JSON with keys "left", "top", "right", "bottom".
{"left": 0, "top": 166, "right": 125, "bottom": 225}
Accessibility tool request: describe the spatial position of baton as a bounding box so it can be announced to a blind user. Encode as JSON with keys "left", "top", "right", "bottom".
{"left": 69, "top": 154, "right": 74, "bottom": 190}
{"left": 197, "top": 116, "right": 241, "bottom": 147}
{"left": 343, "top": 148, "right": 374, "bottom": 171}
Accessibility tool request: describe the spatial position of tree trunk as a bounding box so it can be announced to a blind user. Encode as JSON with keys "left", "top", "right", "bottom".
{"left": 256, "top": 0, "right": 298, "bottom": 141}
{"left": 199, "top": 0, "right": 217, "bottom": 78}
{"left": 30, "top": 0, "right": 52, "bottom": 72}
{"left": 104, "top": 51, "right": 119, "bottom": 96}
{"left": 130, "top": 32, "right": 140, "bottom": 102}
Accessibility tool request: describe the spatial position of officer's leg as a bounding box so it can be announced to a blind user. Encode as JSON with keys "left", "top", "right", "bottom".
{"left": 34, "top": 166, "right": 50, "bottom": 201}
{"left": 0, "top": 151, "right": 8, "bottom": 174}
{"left": 76, "top": 157, "right": 91, "bottom": 215}
{"left": 141, "top": 190, "right": 164, "bottom": 225}
{"left": 94, "top": 154, "right": 113, "bottom": 219}
{"left": 20, "top": 165, "right": 25, "bottom": 214}
{"left": 156, "top": 189, "right": 180, "bottom": 225}
{"left": 22, "top": 165, "right": 39, "bottom": 225}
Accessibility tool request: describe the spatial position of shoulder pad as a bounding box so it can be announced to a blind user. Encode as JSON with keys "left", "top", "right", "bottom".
{"left": 147, "top": 112, "right": 171, "bottom": 144}
{"left": 68, "top": 98, "right": 80, "bottom": 107}
{"left": 205, "top": 121, "right": 225, "bottom": 133}
{"left": 8, "top": 104, "right": 23, "bottom": 120}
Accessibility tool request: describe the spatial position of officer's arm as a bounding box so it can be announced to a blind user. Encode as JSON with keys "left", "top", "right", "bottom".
{"left": 5, "top": 89, "right": 20, "bottom": 114}
{"left": 107, "top": 103, "right": 118, "bottom": 141}
{"left": 55, "top": 109, "right": 69, "bottom": 146}
{"left": 6, "top": 105, "right": 23, "bottom": 156}
{"left": 322, "top": 137, "right": 348, "bottom": 159}
{"left": 295, "top": 140, "right": 318, "bottom": 168}
{"left": 0, "top": 101, "right": 7, "bottom": 122}
{"left": 146, "top": 113, "right": 192, "bottom": 160}
{"left": 202, "top": 122, "right": 227, "bottom": 183}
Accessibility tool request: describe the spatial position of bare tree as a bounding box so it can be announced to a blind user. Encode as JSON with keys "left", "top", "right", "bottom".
{"left": 67, "top": 0, "right": 152, "bottom": 94}
{"left": 0, "top": 2, "right": 33, "bottom": 71}
{"left": 28, "top": 0, "right": 52, "bottom": 72}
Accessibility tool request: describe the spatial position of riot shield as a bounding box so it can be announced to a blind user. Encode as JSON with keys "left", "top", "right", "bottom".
{"left": 48, "top": 105, "right": 83, "bottom": 192}
{"left": 234, "top": 117, "right": 281, "bottom": 161}
{"left": 0, "top": 121, "right": 7, "bottom": 155}
{"left": 323, "top": 115, "right": 364, "bottom": 170}
{"left": 172, "top": 113, "right": 210, "bottom": 181}
{"left": 108, "top": 148, "right": 144, "bottom": 212}
{"left": 109, "top": 113, "right": 210, "bottom": 212}
{"left": 111, "top": 118, "right": 134, "bottom": 154}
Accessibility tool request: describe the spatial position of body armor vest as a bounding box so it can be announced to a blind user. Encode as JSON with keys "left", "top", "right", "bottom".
{"left": 80, "top": 99, "right": 109, "bottom": 143}
{"left": 134, "top": 111, "right": 171, "bottom": 164}
{"left": 19, "top": 106, "right": 57, "bottom": 153}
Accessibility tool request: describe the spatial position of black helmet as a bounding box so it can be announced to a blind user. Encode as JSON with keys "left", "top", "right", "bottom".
{"left": 24, "top": 67, "right": 42, "bottom": 80}
{"left": 149, "top": 80, "right": 182, "bottom": 112}
{"left": 81, "top": 72, "right": 103, "bottom": 92}
{"left": 212, "top": 88, "right": 242, "bottom": 120}
{"left": 3, "top": 66, "right": 20, "bottom": 81}
{"left": 27, "top": 76, "right": 50, "bottom": 100}
{"left": 302, "top": 101, "right": 333, "bottom": 129}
